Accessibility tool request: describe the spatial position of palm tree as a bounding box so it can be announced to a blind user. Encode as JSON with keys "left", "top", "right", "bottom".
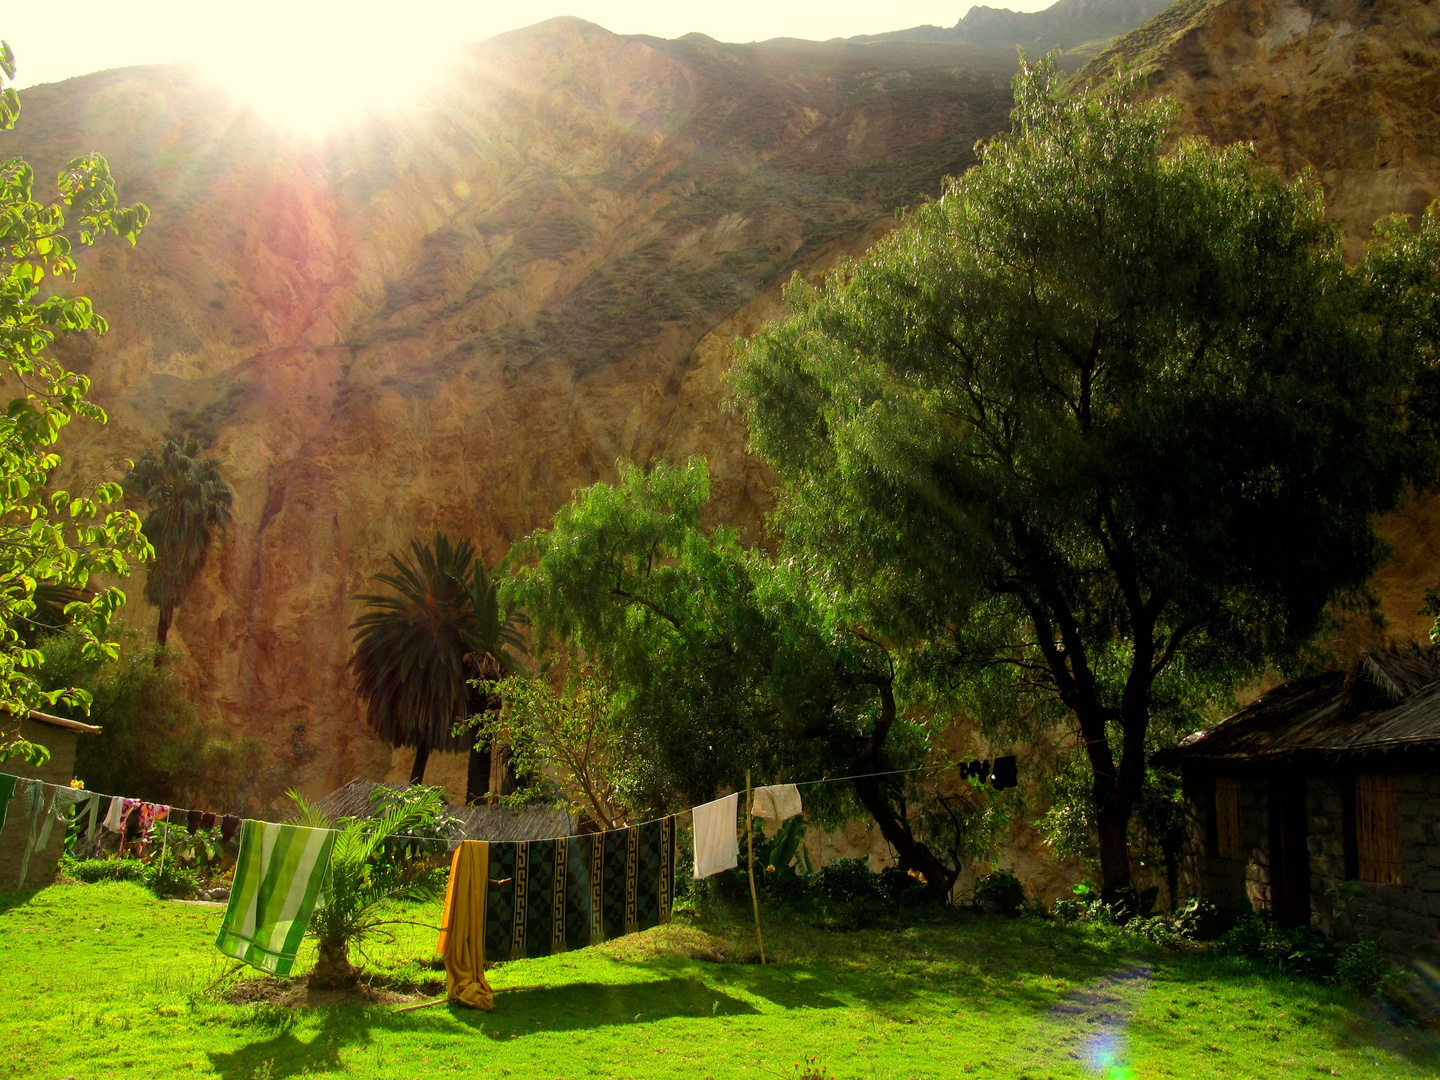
{"left": 348, "top": 533, "right": 524, "bottom": 796}
{"left": 124, "top": 435, "right": 233, "bottom": 652}
{"left": 288, "top": 785, "right": 455, "bottom": 989}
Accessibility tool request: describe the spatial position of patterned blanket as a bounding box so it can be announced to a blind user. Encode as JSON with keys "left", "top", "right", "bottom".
{"left": 483, "top": 817, "right": 676, "bottom": 961}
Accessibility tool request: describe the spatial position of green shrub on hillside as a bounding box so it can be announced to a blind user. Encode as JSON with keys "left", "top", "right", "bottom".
{"left": 38, "top": 628, "right": 268, "bottom": 810}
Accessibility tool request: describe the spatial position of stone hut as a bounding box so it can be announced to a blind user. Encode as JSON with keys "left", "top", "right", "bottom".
{"left": 1155, "top": 644, "right": 1440, "bottom": 955}
{"left": 1, "top": 710, "right": 100, "bottom": 889}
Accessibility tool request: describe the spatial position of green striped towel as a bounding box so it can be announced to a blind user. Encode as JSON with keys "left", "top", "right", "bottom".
{"left": 215, "top": 820, "right": 335, "bottom": 976}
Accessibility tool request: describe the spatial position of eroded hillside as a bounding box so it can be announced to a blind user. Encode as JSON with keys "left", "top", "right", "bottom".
{"left": 1, "top": 0, "right": 1434, "bottom": 806}
{"left": 0, "top": 21, "right": 1034, "bottom": 800}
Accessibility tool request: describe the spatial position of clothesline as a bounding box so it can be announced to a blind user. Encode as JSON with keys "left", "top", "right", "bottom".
{"left": 341, "top": 758, "right": 979, "bottom": 845}
{"left": 3, "top": 754, "right": 1003, "bottom": 849}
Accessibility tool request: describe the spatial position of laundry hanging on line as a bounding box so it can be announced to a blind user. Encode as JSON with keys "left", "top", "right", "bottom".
{"left": 481, "top": 816, "right": 677, "bottom": 964}
{"left": 215, "top": 819, "right": 336, "bottom": 976}
{"left": 750, "top": 783, "right": 802, "bottom": 821}
{"left": 692, "top": 793, "right": 739, "bottom": 880}
{"left": 437, "top": 840, "right": 494, "bottom": 1010}
{"left": 958, "top": 755, "right": 1019, "bottom": 792}
{"left": 0, "top": 772, "right": 16, "bottom": 834}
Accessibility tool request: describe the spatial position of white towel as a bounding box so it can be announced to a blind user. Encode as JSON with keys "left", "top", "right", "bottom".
{"left": 692, "top": 793, "right": 739, "bottom": 879}
{"left": 102, "top": 796, "right": 127, "bottom": 833}
{"left": 749, "top": 784, "right": 802, "bottom": 822}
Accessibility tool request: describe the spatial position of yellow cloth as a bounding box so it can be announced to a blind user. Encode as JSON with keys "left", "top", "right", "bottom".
{"left": 437, "top": 840, "right": 495, "bottom": 1010}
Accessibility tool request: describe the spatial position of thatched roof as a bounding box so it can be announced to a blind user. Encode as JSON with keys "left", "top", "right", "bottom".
{"left": 316, "top": 780, "right": 573, "bottom": 843}
{"left": 1155, "top": 643, "right": 1440, "bottom": 767}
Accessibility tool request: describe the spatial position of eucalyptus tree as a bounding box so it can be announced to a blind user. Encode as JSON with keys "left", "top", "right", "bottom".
{"left": 349, "top": 533, "right": 523, "bottom": 798}
{"left": 125, "top": 434, "right": 233, "bottom": 651}
{"left": 0, "top": 39, "right": 150, "bottom": 762}
{"left": 731, "top": 58, "right": 1439, "bottom": 900}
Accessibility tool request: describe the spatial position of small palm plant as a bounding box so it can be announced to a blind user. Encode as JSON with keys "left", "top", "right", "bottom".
{"left": 287, "top": 784, "right": 458, "bottom": 989}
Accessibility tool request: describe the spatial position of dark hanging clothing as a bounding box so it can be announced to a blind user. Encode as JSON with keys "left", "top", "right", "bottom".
{"left": 187, "top": 809, "right": 204, "bottom": 834}
{"left": 200, "top": 812, "right": 216, "bottom": 831}
{"left": 480, "top": 817, "right": 677, "bottom": 962}
{"left": 221, "top": 815, "right": 241, "bottom": 843}
{"left": 990, "top": 755, "right": 1019, "bottom": 791}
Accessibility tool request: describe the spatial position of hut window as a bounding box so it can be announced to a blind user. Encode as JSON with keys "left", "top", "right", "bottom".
{"left": 1215, "top": 776, "right": 1244, "bottom": 861}
{"left": 1356, "top": 773, "right": 1402, "bottom": 885}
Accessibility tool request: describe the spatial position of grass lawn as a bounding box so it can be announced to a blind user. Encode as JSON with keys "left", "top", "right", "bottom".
{"left": 2, "top": 881, "right": 1437, "bottom": 1080}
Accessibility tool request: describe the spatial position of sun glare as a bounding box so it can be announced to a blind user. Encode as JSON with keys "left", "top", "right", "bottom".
{"left": 189, "top": 21, "right": 467, "bottom": 138}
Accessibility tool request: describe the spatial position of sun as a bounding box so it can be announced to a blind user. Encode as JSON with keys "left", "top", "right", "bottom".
{"left": 190, "top": 23, "right": 467, "bottom": 139}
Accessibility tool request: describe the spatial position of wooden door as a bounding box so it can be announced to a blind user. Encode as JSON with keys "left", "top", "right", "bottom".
{"left": 1267, "top": 772, "right": 1312, "bottom": 927}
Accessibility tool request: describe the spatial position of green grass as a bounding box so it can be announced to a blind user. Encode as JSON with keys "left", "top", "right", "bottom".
{"left": 2, "top": 881, "right": 1437, "bottom": 1079}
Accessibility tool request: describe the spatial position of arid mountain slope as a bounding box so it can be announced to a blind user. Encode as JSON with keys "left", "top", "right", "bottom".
{"left": 0, "top": 21, "right": 1032, "bottom": 802}
{"left": 2, "top": 1, "right": 1435, "bottom": 806}
{"left": 1084, "top": 0, "right": 1439, "bottom": 250}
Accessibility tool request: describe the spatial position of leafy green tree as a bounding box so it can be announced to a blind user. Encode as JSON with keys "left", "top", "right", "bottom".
{"left": 471, "top": 658, "right": 642, "bottom": 830}
{"left": 505, "top": 459, "right": 960, "bottom": 897}
{"left": 0, "top": 39, "right": 150, "bottom": 763}
{"left": 732, "top": 59, "right": 1437, "bottom": 899}
{"left": 124, "top": 434, "right": 233, "bottom": 651}
{"left": 349, "top": 533, "right": 523, "bottom": 797}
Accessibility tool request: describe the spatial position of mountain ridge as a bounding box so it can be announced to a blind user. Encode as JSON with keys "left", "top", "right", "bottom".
{"left": 851, "top": 0, "right": 1175, "bottom": 52}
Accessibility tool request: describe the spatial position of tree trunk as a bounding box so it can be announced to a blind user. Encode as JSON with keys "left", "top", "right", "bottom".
{"left": 490, "top": 741, "right": 516, "bottom": 797}
{"left": 852, "top": 775, "right": 957, "bottom": 902}
{"left": 154, "top": 605, "right": 174, "bottom": 663}
{"left": 309, "top": 940, "right": 358, "bottom": 989}
{"left": 1096, "top": 801, "right": 1133, "bottom": 902}
{"left": 410, "top": 742, "right": 431, "bottom": 786}
{"left": 466, "top": 739, "right": 492, "bottom": 805}
{"left": 854, "top": 673, "right": 957, "bottom": 902}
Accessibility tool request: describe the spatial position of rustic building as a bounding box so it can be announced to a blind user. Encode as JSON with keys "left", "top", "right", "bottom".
{"left": 1155, "top": 644, "right": 1440, "bottom": 954}
{"left": 0, "top": 711, "right": 100, "bottom": 889}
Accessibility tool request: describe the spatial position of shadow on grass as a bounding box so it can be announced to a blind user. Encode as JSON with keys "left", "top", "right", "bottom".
{"left": 449, "top": 976, "right": 767, "bottom": 1034}
{"left": 205, "top": 977, "right": 768, "bottom": 1078}
{"left": 0, "top": 889, "right": 41, "bottom": 916}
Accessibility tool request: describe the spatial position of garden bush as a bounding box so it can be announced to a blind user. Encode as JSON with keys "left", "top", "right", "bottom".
{"left": 1218, "top": 912, "right": 1393, "bottom": 992}
{"left": 64, "top": 858, "right": 148, "bottom": 884}
{"left": 973, "top": 870, "right": 1026, "bottom": 916}
{"left": 145, "top": 861, "right": 199, "bottom": 899}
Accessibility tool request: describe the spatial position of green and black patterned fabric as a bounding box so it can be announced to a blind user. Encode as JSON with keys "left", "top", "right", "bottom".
{"left": 483, "top": 817, "right": 676, "bottom": 961}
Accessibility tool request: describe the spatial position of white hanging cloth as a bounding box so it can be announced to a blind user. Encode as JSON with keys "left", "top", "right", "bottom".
{"left": 692, "top": 793, "right": 739, "bottom": 879}
{"left": 749, "top": 784, "right": 802, "bottom": 822}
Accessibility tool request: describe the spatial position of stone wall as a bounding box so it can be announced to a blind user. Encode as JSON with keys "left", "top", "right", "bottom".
{"left": 1178, "top": 765, "right": 1440, "bottom": 954}
{"left": 1177, "top": 768, "right": 1274, "bottom": 915}
{"left": 1307, "top": 772, "right": 1440, "bottom": 952}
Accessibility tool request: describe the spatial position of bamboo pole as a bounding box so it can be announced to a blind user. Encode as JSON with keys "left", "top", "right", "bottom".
{"left": 745, "top": 769, "right": 766, "bottom": 965}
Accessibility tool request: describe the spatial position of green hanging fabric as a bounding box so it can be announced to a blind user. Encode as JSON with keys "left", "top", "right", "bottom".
{"left": 215, "top": 820, "right": 336, "bottom": 976}
{"left": 0, "top": 773, "right": 17, "bottom": 835}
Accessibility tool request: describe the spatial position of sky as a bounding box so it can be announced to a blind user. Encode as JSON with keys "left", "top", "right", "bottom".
{"left": 0, "top": 1, "right": 1053, "bottom": 134}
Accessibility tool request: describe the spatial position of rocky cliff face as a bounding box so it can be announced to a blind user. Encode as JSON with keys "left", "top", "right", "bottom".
{"left": 0, "top": 21, "right": 1030, "bottom": 803}
{"left": 2, "top": 1, "right": 1435, "bottom": 808}
{"left": 1086, "top": 0, "right": 1439, "bottom": 251}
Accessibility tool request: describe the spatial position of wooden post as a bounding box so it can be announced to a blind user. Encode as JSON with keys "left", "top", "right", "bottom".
{"left": 745, "top": 769, "right": 766, "bottom": 965}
